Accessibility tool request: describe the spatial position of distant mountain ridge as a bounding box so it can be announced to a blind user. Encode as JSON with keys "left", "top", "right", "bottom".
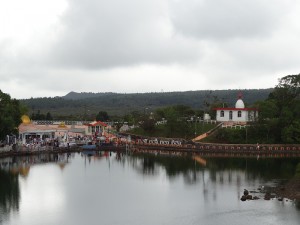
{"left": 64, "top": 91, "right": 117, "bottom": 100}
{"left": 21, "top": 89, "right": 273, "bottom": 118}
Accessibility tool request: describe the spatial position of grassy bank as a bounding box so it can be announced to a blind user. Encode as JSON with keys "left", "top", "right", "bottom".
{"left": 128, "top": 122, "right": 218, "bottom": 140}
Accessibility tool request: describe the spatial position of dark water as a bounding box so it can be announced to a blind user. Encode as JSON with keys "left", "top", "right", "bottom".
{"left": 0, "top": 152, "right": 300, "bottom": 225}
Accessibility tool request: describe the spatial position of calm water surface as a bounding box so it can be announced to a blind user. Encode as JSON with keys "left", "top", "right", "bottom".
{"left": 0, "top": 152, "right": 300, "bottom": 225}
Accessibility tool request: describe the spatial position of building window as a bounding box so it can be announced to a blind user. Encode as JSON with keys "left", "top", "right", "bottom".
{"left": 220, "top": 110, "right": 224, "bottom": 117}
{"left": 229, "top": 111, "right": 233, "bottom": 120}
{"left": 238, "top": 111, "right": 242, "bottom": 117}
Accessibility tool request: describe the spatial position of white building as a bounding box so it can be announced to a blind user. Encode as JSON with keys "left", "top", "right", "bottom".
{"left": 214, "top": 95, "right": 258, "bottom": 123}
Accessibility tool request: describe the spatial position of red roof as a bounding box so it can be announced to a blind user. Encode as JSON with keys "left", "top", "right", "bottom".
{"left": 214, "top": 108, "right": 258, "bottom": 111}
{"left": 87, "top": 121, "right": 108, "bottom": 127}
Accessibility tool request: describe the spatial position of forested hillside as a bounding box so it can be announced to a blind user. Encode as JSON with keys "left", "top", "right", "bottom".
{"left": 20, "top": 89, "right": 272, "bottom": 119}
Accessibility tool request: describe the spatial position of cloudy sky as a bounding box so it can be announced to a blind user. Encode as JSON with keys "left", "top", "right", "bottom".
{"left": 1, "top": 0, "right": 300, "bottom": 99}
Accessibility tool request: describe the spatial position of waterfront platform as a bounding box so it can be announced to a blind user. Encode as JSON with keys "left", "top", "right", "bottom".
{"left": 1, "top": 142, "right": 300, "bottom": 159}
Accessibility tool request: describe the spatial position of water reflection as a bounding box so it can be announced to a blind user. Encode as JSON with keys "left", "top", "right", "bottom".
{"left": 132, "top": 154, "right": 203, "bottom": 178}
{"left": 0, "top": 153, "right": 72, "bottom": 223}
{"left": 0, "top": 169, "right": 20, "bottom": 223}
{"left": 98, "top": 152, "right": 300, "bottom": 197}
{"left": 0, "top": 152, "right": 299, "bottom": 225}
{"left": 129, "top": 153, "right": 300, "bottom": 183}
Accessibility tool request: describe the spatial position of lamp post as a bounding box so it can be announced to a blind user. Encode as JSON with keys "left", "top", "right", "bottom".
{"left": 194, "top": 116, "right": 200, "bottom": 138}
{"left": 83, "top": 105, "right": 90, "bottom": 123}
{"left": 144, "top": 107, "right": 149, "bottom": 117}
{"left": 194, "top": 116, "right": 196, "bottom": 138}
{"left": 245, "top": 126, "right": 248, "bottom": 144}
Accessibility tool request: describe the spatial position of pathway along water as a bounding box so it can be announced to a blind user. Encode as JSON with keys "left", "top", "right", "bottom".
{"left": 1, "top": 141, "right": 300, "bottom": 158}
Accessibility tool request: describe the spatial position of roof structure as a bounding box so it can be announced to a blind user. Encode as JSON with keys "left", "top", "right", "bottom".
{"left": 235, "top": 99, "right": 245, "bottom": 108}
{"left": 214, "top": 107, "right": 258, "bottom": 111}
{"left": 87, "top": 121, "right": 108, "bottom": 127}
{"left": 214, "top": 92, "right": 257, "bottom": 111}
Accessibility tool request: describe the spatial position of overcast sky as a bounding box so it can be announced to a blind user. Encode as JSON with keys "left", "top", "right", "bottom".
{"left": 1, "top": 0, "right": 300, "bottom": 99}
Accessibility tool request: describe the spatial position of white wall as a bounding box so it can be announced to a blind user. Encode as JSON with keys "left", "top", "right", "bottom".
{"left": 216, "top": 110, "right": 256, "bottom": 122}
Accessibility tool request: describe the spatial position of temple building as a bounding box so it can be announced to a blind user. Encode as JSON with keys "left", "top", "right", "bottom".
{"left": 18, "top": 116, "right": 85, "bottom": 145}
{"left": 85, "top": 121, "right": 108, "bottom": 137}
{"left": 214, "top": 93, "right": 258, "bottom": 124}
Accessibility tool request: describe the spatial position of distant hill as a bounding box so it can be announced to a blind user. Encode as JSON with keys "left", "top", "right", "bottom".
{"left": 64, "top": 91, "right": 117, "bottom": 100}
{"left": 20, "top": 89, "right": 273, "bottom": 119}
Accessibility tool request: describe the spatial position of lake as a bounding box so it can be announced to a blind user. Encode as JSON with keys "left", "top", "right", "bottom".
{"left": 1, "top": 152, "right": 300, "bottom": 225}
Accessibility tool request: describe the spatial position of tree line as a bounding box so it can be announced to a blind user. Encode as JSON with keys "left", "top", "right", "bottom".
{"left": 20, "top": 89, "right": 272, "bottom": 119}
{"left": 0, "top": 90, "right": 23, "bottom": 141}
{"left": 1, "top": 74, "right": 299, "bottom": 144}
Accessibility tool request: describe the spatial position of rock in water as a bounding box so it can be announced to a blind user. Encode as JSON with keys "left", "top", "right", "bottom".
{"left": 241, "top": 195, "right": 247, "bottom": 201}
{"left": 246, "top": 195, "right": 253, "bottom": 200}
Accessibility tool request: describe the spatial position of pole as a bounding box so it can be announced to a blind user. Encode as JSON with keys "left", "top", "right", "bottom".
{"left": 194, "top": 117, "right": 196, "bottom": 138}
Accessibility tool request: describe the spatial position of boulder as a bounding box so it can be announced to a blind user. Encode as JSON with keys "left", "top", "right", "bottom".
{"left": 241, "top": 195, "right": 247, "bottom": 201}
{"left": 246, "top": 195, "right": 253, "bottom": 200}
{"left": 264, "top": 193, "right": 271, "bottom": 200}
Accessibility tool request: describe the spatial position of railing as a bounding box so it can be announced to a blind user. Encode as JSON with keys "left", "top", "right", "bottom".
{"left": 32, "top": 120, "right": 93, "bottom": 125}
{"left": 31, "top": 120, "right": 119, "bottom": 127}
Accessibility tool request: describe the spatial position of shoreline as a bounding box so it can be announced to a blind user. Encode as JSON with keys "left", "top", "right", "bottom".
{"left": 275, "top": 177, "right": 300, "bottom": 201}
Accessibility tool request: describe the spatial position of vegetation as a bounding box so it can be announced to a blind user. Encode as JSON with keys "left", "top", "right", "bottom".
{"left": 208, "top": 74, "right": 300, "bottom": 144}
{"left": 131, "top": 122, "right": 216, "bottom": 140}
{"left": 96, "top": 111, "right": 109, "bottom": 121}
{"left": 0, "top": 170, "right": 20, "bottom": 215}
{"left": 133, "top": 153, "right": 300, "bottom": 180}
{"left": 129, "top": 105, "right": 217, "bottom": 139}
{"left": 0, "top": 90, "right": 24, "bottom": 141}
{"left": 130, "top": 73, "right": 299, "bottom": 143}
{"left": 258, "top": 74, "right": 300, "bottom": 143}
{"left": 1, "top": 74, "right": 299, "bottom": 144}
{"left": 31, "top": 110, "right": 53, "bottom": 120}
{"left": 20, "top": 89, "right": 272, "bottom": 119}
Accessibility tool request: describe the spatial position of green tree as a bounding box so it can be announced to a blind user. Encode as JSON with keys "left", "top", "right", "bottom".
{"left": 257, "top": 74, "right": 300, "bottom": 143}
{"left": 158, "top": 105, "right": 193, "bottom": 138}
{"left": 164, "top": 107, "right": 181, "bottom": 137}
{"left": 140, "top": 118, "right": 156, "bottom": 133}
{"left": 0, "top": 90, "right": 22, "bottom": 140}
{"left": 272, "top": 74, "right": 299, "bottom": 143}
{"left": 46, "top": 112, "right": 53, "bottom": 120}
{"left": 123, "top": 111, "right": 142, "bottom": 125}
{"left": 96, "top": 111, "right": 109, "bottom": 121}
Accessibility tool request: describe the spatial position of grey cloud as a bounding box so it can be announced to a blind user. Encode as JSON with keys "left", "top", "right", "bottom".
{"left": 1, "top": 0, "right": 300, "bottom": 99}
{"left": 48, "top": 0, "right": 199, "bottom": 69}
{"left": 0, "top": 40, "right": 13, "bottom": 69}
{"left": 169, "top": 0, "right": 292, "bottom": 39}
